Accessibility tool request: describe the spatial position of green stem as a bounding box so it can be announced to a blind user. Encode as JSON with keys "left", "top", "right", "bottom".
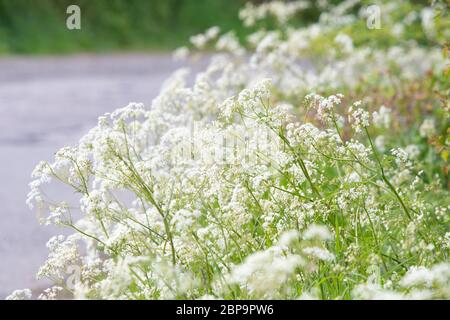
{"left": 364, "top": 127, "right": 412, "bottom": 221}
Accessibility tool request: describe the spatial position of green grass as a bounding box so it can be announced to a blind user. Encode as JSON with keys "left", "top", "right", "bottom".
{"left": 0, "top": 0, "right": 247, "bottom": 54}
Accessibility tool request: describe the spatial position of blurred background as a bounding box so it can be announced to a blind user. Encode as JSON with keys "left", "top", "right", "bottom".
{"left": 0, "top": 0, "right": 248, "bottom": 54}
{"left": 0, "top": 0, "right": 251, "bottom": 298}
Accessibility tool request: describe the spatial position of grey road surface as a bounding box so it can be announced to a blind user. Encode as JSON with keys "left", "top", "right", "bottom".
{"left": 0, "top": 53, "right": 201, "bottom": 298}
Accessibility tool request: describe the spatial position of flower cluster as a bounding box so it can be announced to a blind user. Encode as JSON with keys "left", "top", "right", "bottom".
{"left": 9, "top": 0, "right": 449, "bottom": 300}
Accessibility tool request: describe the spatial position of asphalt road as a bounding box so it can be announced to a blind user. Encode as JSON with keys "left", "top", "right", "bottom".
{"left": 0, "top": 53, "right": 199, "bottom": 298}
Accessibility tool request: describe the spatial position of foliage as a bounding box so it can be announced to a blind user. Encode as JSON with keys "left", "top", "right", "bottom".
{"left": 0, "top": 0, "right": 246, "bottom": 53}
{"left": 7, "top": 0, "right": 449, "bottom": 300}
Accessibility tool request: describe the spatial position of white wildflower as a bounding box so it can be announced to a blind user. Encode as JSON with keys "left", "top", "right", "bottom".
{"left": 348, "top": 103, "right": 369, "bottom": 133}
{"left": 302, "top": 247, "right": 335, "bottom": 261}
{"left": 5, "top": 289, "right": 32, "bottom": 300}
{"left": 173, "top": 46, "right": 189, "bottom": 61}
{"left": 303, "top": 224, "right": 332, "bottom": 241}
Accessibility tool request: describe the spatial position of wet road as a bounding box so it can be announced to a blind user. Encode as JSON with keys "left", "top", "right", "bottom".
{"left": 0, "top": 53, "right": 197, "bottom": 298}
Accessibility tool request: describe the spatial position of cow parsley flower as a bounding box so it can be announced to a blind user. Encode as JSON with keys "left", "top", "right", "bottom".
{"left": 391, "top": 147, "right": 409, "bottom": 166}
{"left": 5, "top": 289, "right": 32, "bottom": 300}
{"left": 228, "top": 244, "right": 304, "bottom": 298}
{"left": 401, "top": 264, "right": 450, "bottom": 288}
{"left": 302, "top": 247, "right": 335, "bottom": 261}
{"left": 305, "top": 93, "right": 343, "bottom": 123}
{"left": 348, "top": 102, "right": 369, "bottom": 133}
{"left": 38, "top": 286, "right": 63, "bottom": 300}
{"left": 173, "top": 46, "right": 190, "bottom": 61}
{"left": 303, "top": 224, "right": 332, "bottom": 241}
